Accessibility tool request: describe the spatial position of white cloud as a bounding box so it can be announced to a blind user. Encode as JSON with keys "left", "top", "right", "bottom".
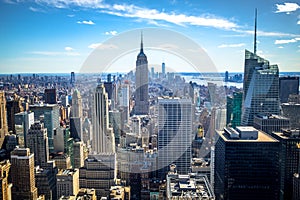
{"left": 88, "top": 43, "right": 118, "bottom": 49}
{"left": 105, "top": 31, "right": 117, "bottom": 36}
{"left": 101, "top": 6, "right": 238, "bottom": 29}
{"left": 278, "top": 46, "right": 284, "bottom": 48}
{"left": 30, "top": 51, "right": 80, "bottom": 56}
{"left": 218, "top": 43, "right": 245, "bottom": 48}
{"left": 275, "top": 2, "right": 300, "bottom": 14}
{"left": 77, "top": 20, "right": 95, "bottom": 25}
{"left": 67, "top": 14, "right": 75, "bottom": 17}
{"left": 64, "top": 46, "right": 74, "bottom": 51}
{"left": 88, "top": 43, "right": 102, "bottom": 49}
{"left": 298, "top": 20, "right": 300, "bottom": 25}
{"left": 29, "top": 6, "right": 45, "bottom": 12}
{"left": 274, "top": 38, "right": 298, "bottom": 44}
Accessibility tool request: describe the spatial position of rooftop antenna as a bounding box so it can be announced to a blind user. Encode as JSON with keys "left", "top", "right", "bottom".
{"left": 140, "top": 30, "right": 144, "bottom": 53}
{"left": 254, "top": 8, "right": 257, "bottom": 55}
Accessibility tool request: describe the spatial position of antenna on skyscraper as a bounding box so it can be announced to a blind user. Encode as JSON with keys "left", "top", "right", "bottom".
{"left": 254, "top": 8, "right": 257, "bottom": 55}
{"left": 140, "top": 30, "right": 144, "bottom": 53}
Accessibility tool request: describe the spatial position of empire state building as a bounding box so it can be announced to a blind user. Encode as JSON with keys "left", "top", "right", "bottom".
{"left": 134, "top": 33, "right": 149, "bottom": 115}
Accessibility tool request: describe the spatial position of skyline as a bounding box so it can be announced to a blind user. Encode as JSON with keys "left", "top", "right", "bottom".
{"left": 1, "top": 0, "right": 300, "bottom": 73}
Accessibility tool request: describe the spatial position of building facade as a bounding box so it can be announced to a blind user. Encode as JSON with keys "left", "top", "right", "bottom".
{"left": 10, "top": 148, "right": 38, "bottom": 200}
{"left": 214, "top": 127, "right": 280, "bottom": 200}
{"left": 134, "top": 34, "right": 149, "bottom": 115}
{"left": 242, "top": 50, "right": 280, "bottom": 126}
{"left": 158, "top": 97, "right": 193, "bottom": 176}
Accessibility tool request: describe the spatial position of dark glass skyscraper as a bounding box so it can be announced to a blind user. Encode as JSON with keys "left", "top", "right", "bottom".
{"left": 134, "top": 33, "right": 149, "bottom": 115}
{"left": 241, "top": 50, "right": 280, "bottom": 126}
{"left": 215, "top": 127, "right": 280, "bottom": 200}
{"left": 279, "top": 76, "right": 299, "bottom": 103}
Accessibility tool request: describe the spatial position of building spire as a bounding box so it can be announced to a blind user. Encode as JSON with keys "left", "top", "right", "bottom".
{"left": 254, "top": 8, "right": 257, "bottom": 55}
{"left": 140, "top": 31, "right": 144, "bottom": 53}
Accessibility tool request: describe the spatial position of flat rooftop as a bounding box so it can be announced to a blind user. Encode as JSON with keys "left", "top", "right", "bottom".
{"left": 217, "top": 128, "right": 278, "bottom": 142}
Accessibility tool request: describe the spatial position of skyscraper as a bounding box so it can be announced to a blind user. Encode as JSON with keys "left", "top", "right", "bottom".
{"left": 241, "top": 11, "right": 280, "bottom": 125}
{"left": 71, "top": 89, "right": 83, "bottom": 118}
{"left": 162, "top": 62, "right": 166, "bottom": 77}
{"left": 26, "top": 121, "right": 49, "bottom": 167}
{"left": 214, "top": 127, "right": 280, "bottom": 200}
{"left": 226, "top": 92, "right": 242, "bottom": 128}
{"left": 30, "top": 104, "right": 60, "bottom": 153}
{"left": 279, "top": 76, "right": 299, "bottom": 103}
{"left": 92, "top": 84, "right": 115, "bottom": 153}
{"left": 158, "top": 97, "right": 193, "bottom": 176}
{"left": 271, "top": 129, "right": 300, "bottom": 200}
{"left": 70, "top": 72, "right": 75, "bottom": 84}
{"left": 10, "top": 148, "right": 38, "bottom": 200}
{"left": 0, "top": 91, "right": 8, "bottom": 148}
{"left": 44, "top": 89, "right": 57, "bottom": 104}
{"left": 134, "top": 33, "right": 149, "bottom": 115}
{"left": 14, "top": 111, "right": 34, "bottom": 148}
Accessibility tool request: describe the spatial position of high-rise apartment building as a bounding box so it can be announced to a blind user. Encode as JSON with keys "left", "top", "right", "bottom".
{"left": 279, "top": 76, "right": 299, "bottom": 103}
{"left": 158, "top": 97, "right": 193, "bottom": 176}
{"left": 56, "top": 169, "right": 79, "bottom": 199}
{"left": 214, "top": 127, "right": 280, "bottom": 200}
{"left": 10, "top": 148, "right": 38, "bottom": 200}
{"left": 30, "top": 104, "right": 60, "bottom": 153}
{"left": 0, "top": 91, "right": 8, "bottom": 148}
{"left": 27, "top": 121, "right": 49, "bottom": 167}
{"left": 92, "top": 84, "right": 115, "bottom": 153}
{"left": 134, "top": 33, "right": 149, "bottom": 115}
{"left": 271, "top": 129, "right": 300, "bottom": 200}
{"left": 0, "top": 160, "right": 12, "bottom": 200}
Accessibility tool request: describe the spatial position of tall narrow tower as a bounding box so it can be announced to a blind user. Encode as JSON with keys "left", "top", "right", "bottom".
{"left": 0, "top": 91, "right": 8, "bottom": 148}
{"left": 134, "top": 32, "right": 149, "bottom": 115}
{"left": 241, "top": 10, "right": 280, "bottom": 126}
{"left": 92, "top": 84, "right": 115, "bottom": 153}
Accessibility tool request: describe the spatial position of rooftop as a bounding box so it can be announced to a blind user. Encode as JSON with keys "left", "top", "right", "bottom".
{"left": 218, "top": 126, "right": 277, "bottom": 142}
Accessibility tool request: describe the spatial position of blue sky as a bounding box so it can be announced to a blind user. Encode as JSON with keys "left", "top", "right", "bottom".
{"left": 0, "top": 0, "right": 300, "bottom": 73}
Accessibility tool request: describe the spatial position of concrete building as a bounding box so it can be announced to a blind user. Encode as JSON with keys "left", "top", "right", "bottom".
{"left": 10, "top": 148, "right": 38, "bottom": 200}
{"left": 166, "top": 173, "right": 215, "bottom": 199}
{"left": 253, "top": 114, "right": 290, "bottom": 134}
{"left": 79, "top": 153, "right": 116, "bottom": 198}
{"left": 73, "top": 141, "right": 85, "bottom": 169}
{"left": 27, "top": 121, "right": 49, "bottom": 167}
{"left": 0, "top": 91, "right": 8, "bottom": 148}
{"left": 215, "top": 127, "right": 280, "bottom": 200}
{"left": 35, "top": 166, "right": 57, "bottom": 200}
{"left": 0, "top": 160, "right": 12, "bottom": 200}
{"left": 57, "top": 169, "right": 79, "bottom": 199}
